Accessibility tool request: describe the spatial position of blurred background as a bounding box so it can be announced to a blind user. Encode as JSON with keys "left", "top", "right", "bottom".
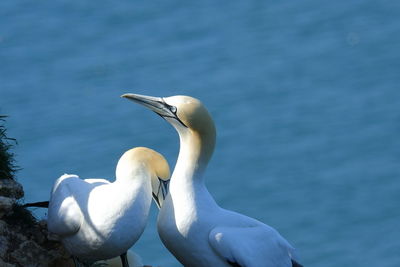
{"left": 1, "top": 1, "right": 399, "bottom": 266}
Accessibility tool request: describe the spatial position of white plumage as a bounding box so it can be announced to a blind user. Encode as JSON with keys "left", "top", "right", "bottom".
{"left": 123, "top": 94, "right": 302, "bottom": 267}
{"left": 47, "top": 147, "right": 170, "bottom": 264}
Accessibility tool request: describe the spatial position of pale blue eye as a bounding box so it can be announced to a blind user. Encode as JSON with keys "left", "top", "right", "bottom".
{"left": 170, "top": 106, "right": 177, "bottom": 113}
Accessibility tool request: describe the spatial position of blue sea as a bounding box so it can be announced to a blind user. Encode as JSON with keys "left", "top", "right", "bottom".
{"left": 1, "top": 1, "right": 399, "bottom": 266}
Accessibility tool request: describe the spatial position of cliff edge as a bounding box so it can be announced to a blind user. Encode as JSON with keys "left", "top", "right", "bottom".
{"left": 0, "top": 116, "right": 73, "bottom": 267}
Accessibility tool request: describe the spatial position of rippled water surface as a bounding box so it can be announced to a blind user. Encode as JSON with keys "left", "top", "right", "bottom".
{"left": 1, "top": 1, "right": 399, "bottom": 266}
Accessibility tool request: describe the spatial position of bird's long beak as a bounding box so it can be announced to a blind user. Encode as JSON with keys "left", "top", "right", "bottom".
{"left": 121, "top": 93, "right": 174, "bottom": 118}
{"left": 151, "top": 177, "right": 169, "bottom": 209}
{"left": 122, "top": 93, "right": 187, "bottom": 127}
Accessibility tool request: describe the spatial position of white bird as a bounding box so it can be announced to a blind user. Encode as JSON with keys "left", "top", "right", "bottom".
{"left": 122, "top": 94, "right": 303, "bottom": 267}
{"left": 47, "top": 147, "right": 170, "bottom": 267}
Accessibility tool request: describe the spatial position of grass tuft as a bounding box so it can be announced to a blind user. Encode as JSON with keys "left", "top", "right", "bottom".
{"left": 0, "top": 115, "right": 19, "bottom": 180}
{"left": 0, "top": 115, "right": 36, "bottom": 226}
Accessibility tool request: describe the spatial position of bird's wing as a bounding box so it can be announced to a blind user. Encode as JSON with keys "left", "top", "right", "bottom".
{"left": 84, "top": 178, "right": 111, "bottom": 185}
{"left": 47, "top": 174, "right": 85, "bottom": 236}
{"left": 209, "top": 224, "right": 295, "bottom": 267}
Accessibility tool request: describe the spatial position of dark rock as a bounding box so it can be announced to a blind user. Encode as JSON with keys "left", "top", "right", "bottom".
{"left": 0, "top": 179, "right": 24, "bottom": 199}
{"left": 0, "top": 196, "right": 14, "bottom": 218}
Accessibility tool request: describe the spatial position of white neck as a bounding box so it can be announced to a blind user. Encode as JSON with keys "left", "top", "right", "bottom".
{"left": 117, "top": 167, "right": 151, "bottom": 198}
{"left": 87, "top": 167, "right": 152, "bottom": 232}
{"left": 170, "top": 127, "right": 215, "bottom": 198}
{"left": 114, "top": 164, "right": 152, "bottom": 205}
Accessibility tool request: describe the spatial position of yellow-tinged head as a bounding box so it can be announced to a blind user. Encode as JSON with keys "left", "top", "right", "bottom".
{"left": 119, "top": 147, "right": 170, "bottom": 181}
{"left": 122, "top": 94, "right": 216, "bottom": 163}
{"left": 121, "top": 94, "right": 215, "bottom": 131}
{"left": 117, "top": 147, "right": 170, "bottom": 208}
{"left": 162, "top": 95, "right": 215, "bottom": 135}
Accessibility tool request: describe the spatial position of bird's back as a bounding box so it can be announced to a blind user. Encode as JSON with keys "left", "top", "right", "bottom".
{"left": 48, "top": 174, "right": 87, "bottom": 236}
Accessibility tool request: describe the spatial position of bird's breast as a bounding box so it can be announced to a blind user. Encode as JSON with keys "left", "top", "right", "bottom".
{"left": 157, "top": 197, "right": 230, "bottom": 267}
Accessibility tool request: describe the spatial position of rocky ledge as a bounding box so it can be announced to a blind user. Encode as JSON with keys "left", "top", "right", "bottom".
{"left": 0, "top": 179, "right": 73, "bottom": 267}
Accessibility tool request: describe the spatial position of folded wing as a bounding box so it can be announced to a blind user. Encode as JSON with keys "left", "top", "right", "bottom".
{"left": 47, "top": 174, "right": 84, "bottom": 236}
{"left": 209, "top": 224, "right": 296, "bottom": 267}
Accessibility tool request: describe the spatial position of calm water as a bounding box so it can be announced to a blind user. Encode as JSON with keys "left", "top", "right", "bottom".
{"left": 1, "top": 1, "right": 399, "bottom": 266}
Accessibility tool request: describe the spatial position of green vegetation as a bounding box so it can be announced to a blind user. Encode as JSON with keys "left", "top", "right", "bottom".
{"left": 0, "top": 115, "right": 18, "bottom": 180}
{"left": 0, "top": 115, "right": 36, "bottom": 225}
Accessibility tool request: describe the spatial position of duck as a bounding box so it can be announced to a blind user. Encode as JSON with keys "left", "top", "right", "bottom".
{"left": 47, "top": 147, "right": 170, "bottom": 267}
{"left": 122, "top": 94, "right": 303, "bottom": 267}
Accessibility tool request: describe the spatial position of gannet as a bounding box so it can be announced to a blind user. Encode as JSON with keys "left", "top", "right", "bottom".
{"left": 122, "top": 94, "right": 303, "bottom": 267}
{"left": 47, "top": 147, "right": 170, "bottom": 267}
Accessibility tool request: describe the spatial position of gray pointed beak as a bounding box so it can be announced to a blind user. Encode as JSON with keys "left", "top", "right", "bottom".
{"left": 152, "top": 192, "right": 162, "bottom": 209}
{"left": 122, "top": 93, "right": 187, "bottom": 127}
{"left": 151, "top": 177, "right": 170, "bottom": 209}
{"left": 121, "top": 93, "right": 174, "bottom": 117}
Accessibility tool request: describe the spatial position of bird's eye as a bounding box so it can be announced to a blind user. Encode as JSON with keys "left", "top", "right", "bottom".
{"left": 170, "top": 106, "right": 177, "bottom": 113}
